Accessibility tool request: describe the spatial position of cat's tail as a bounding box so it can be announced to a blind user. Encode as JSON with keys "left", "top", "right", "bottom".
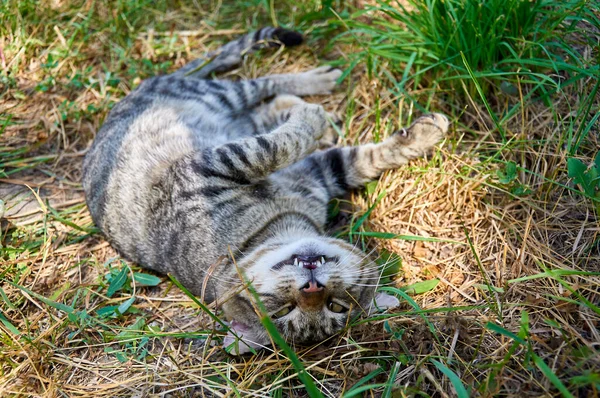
{"left": 175, "top": 27, "right": 304, "bottom": 78}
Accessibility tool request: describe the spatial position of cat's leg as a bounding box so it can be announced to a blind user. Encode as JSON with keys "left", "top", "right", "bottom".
{"left": 186, "top": 67, "right": 343, "bottom": 116}
{"left": 252, "top": 94, "right": 340, "bottom": 146}
{"left": 252, "top": 94, "right": 306, "bottom": 130}
{"left": 279, "top": 114, "right": 449, "bottom": 198}
{"left": 252, "top": 66, "right": 343, "bottom": 97}
{"left": 150, "top": 67, "right": 342, "bottom": 121}
{"left": 174, "top": 27, "right": 303, "bottom": 78}
{"left": 225, "top": 66, "right": 342, "bottom": 112}
{"left": 192, "top": 102, "right": 329, "bottom": 183}
{"left": 168, "top": 26, "right": 342, "bottom": 113}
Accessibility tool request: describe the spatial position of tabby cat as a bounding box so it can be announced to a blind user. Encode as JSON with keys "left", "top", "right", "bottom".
{"left": 82, "top": 27, "right": 448, "bottom": 354}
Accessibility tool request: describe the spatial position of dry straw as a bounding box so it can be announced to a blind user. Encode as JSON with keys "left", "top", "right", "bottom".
{"left": 1, "top": 2, "right": 599, "bottom": 396}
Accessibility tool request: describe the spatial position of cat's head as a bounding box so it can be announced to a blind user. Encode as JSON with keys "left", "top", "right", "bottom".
{"left": 221, "top": 236, "right": 399, "bottom": 354}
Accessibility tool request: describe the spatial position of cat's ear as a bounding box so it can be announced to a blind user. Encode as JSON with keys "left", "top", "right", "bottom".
{"left": 367, "top": 292, "right": 400, "bottom": 316}
{"left": 222, "top": 320, "right": 270, "bottom": 355}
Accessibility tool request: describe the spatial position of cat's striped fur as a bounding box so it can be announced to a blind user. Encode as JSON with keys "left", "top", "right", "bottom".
{"left": 82, "top": 27, "right": 448, "bottom": 354}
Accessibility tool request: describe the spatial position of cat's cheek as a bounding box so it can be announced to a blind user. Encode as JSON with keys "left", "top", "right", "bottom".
{"left": 242, "top": 260, "right": 279, "bottom": 287}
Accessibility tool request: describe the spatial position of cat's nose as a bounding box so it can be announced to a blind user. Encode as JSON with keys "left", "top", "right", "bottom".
{"left": 300, "top": 280, "right": 324, "bottom": 293}
{"left": 298, "top": 279, "right": 326, "bottom": 311}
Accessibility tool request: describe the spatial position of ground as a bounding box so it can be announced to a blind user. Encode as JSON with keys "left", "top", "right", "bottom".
{"left": 1, "top": 1, "right": 599, "bottom": 397}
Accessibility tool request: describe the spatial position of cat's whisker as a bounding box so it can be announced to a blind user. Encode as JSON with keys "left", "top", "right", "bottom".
{"left": 352, "top": 282, "right": 397, "bottom": 287}
{"left": 178, "top": 258, "right": 248, "bottom": 286}
{"left": 331, "top": 251, "right": 375, "bottom": 272}
{"left": 331, "top": 239, "right": 364, "bottom": 265}
{"left": 339, "top": 258, "right": 381, "bottom": 273}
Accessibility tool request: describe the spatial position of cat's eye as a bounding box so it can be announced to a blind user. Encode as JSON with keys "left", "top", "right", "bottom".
{"left": 272, "top": 305, "right": 294, "bottom": 319}
{"left": 328, "top": 301, "right": 348, "bottom": 313}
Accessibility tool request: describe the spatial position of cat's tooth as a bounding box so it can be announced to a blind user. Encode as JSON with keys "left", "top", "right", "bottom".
{"left": 294, "top": 258, "right": 298, "bottom": 266}
{"left": 321, "top": 257, "right": 326, "bottom": 265}
{"left": 299, "top": 261, "right": 304, "bottom": 268}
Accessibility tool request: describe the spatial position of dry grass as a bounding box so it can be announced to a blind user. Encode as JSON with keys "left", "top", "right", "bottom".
{"left": 1, "top": 1, "right": 599, "bottom": 397}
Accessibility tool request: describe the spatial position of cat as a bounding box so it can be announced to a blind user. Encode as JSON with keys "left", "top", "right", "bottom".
{"left": 82, "top": 27, "right": 448, "bottom": 354}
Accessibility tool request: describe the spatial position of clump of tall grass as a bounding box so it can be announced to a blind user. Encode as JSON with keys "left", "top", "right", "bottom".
{"left": 334, "top": 0, "right": 599, "bottom": 99}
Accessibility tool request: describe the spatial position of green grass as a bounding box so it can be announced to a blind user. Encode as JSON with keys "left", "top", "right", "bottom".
{"left": 330, "top": 0, "right": 599, "bottom": 100}
{"left": 1, "top": 0, "right": 599, "bottom": 396}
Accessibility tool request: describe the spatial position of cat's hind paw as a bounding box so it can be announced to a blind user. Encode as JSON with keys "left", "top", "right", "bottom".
{"left": 298, "top": 66, "right": 343, "bottom": 96}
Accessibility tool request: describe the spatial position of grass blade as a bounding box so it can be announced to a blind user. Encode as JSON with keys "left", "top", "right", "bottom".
{"left": 106, "top": 266, "right": 128, "bottom": 298}
{"left": 351, "top": 190, "right": 386, "bottom": 234}
{"left": 485, "top": 322, "right": 526, "bottom": 345}
{"left": 460, "top": 52, "right": 506, "bottom": 141}
{"left": 533, "top": 354, "right": 574, "bottom": 398}
{"left": 382, "top": 361, "right": 400, "bottom": 398}
{"left": 380, "top": 286, "right": 438, "bottom": 340}
{"left": 401, "top": 279, "right": 439, "bottom": 294}
{"left": 9, "top": 282, "right": 75, "bottom": 314}
{"left": 0, "top": 311, "right": 21, "bottom": 335}
{"left": 430, "top": 359, "right": 469, "bottom": 398}
{"left": 168, "top": 274, "right": 228, "bottom": 329}
{"left": 245, "top": 284, "right": 324, "bottom": 398}
{"left": 132, "top": 273, "right": 162, "bottom": 287}
{"left": 345, "top": 366, "right": 384, "bottom": 394}
{"left": 343, "top": 384, "right": 388, "bottom": 398}
{"left": 355, "top": 231, "right": 464, "bottom": 244}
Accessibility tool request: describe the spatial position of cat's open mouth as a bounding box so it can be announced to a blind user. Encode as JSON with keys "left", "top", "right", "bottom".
{"left": 271, "top": 255, "right": 339, "bottom": 270}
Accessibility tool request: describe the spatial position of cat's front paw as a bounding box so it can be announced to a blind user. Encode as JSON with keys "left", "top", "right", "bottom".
{"left": 298, "top": 66, "right": 343, "bottom": 95}
{"left": 319, "top": 112, "right": 343, "bottom": 148}
{"left": 289, "top": 103, "right": 329, "bottom": 139}
{"left": 222, "top": 320, "right": 269, "bottom": 355}
{"left": 394, "top": 113, "right": 448, "bottom": 154}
